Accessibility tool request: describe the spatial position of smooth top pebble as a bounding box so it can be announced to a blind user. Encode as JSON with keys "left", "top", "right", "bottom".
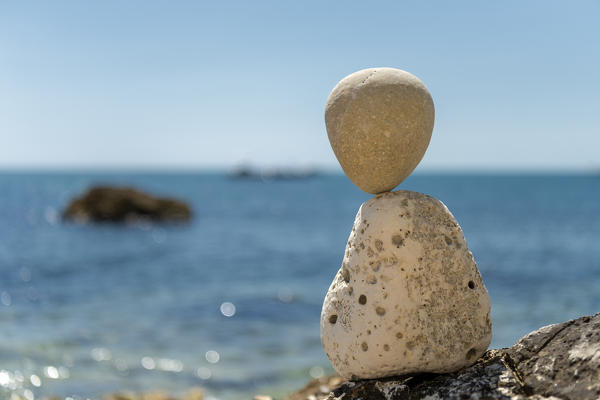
{"left": 325, "top": 68, "right": 435, "bottom": 194}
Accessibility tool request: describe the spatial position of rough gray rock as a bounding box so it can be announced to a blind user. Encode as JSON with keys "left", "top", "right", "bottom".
{"left": 287, "top": 313, "right": 600, "bottom": 400}
{"left": 505, "top": 313, "right": 600, "bottom": 399}
{"left": 63, "top": 186, "right": 192, "bottom": 223}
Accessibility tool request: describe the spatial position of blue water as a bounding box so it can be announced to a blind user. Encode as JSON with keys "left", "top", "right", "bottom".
{"left": 1, "top": 172, "right": 599, "bottom": 400}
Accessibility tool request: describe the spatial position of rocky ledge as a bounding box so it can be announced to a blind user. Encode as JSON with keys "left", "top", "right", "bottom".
{"left": 63, "top": 186, "right": 192, "bottom": 223}
{"left": 287, "top": 313, "right": 600, "bottom": 400}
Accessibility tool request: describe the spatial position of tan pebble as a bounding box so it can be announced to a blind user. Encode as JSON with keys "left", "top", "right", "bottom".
{"left": 319, "top": 385, "right": 330, "bottom": 394}
{"left": 328, "top": 376, "right": 344, "bottom": 387}
{"left": 325, "top": 68, "right": 434, "bottom": 194}
{"left": 184, "top": 388, "right": 204, "bottom": 400}
{"left": 141, "top": 391, "right": 174, "bottom": 400}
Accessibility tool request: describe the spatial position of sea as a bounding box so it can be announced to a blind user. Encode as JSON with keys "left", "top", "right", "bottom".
{"left": 1, "top": 172, "right": 599, "bottom": 400}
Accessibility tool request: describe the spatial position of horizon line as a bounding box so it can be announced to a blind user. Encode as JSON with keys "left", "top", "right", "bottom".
{"left": 0, "top": 165, "right": 598, "bottom": 175}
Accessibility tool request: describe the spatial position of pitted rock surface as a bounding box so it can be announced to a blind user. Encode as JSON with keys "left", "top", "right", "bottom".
{"left": 289, "top": 313, "right": 600, "bottom": 400}
{"left": 321, "top": 190, "right": 491, "bottom": 379}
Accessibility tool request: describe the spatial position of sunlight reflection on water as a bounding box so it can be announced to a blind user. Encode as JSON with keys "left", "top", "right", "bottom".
{"left": 0, "top": 173, "right": 599, "bottom": 400}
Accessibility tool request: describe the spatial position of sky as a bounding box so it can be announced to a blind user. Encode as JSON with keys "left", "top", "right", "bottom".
{"left": 1, "top": 1, "right": 599, "bottom": 171}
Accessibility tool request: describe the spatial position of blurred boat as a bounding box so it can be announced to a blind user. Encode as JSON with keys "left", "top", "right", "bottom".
{"left": 229, "top": 165, "right": 318, "bottom": 181}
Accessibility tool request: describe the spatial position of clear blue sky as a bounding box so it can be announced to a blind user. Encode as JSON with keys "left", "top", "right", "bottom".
{"left": 1, "top": 1, "right": 598, "bottom": 171}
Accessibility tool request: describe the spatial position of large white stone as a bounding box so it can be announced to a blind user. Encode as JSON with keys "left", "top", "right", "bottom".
{"left": 320, "top": 191, "right": 492, "bottom": 379}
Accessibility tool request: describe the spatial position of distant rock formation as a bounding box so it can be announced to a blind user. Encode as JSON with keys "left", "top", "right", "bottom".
{"left": 63, "top": 186, "right": 192, "bottom": 223}
{"left": 287, "top": 313, "right": 600, "bottom": 400}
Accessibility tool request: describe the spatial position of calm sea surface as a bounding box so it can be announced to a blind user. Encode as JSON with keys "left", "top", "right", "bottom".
{"left": 1, "top": 172, "right": 599, "bottom": 400}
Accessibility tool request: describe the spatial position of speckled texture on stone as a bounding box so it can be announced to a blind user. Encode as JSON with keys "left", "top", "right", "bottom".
{"left": 290, "top": 314, "right": 600, "bottom": 400}
{"left": 320, "top": 190, "right": 492, "bottom": 379}
{"left": 325, "top": 68, "right": 434, "bottom": 194}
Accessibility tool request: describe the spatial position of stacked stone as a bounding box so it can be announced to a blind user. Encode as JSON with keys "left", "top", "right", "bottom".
{"left": 320, "top": 68, "right": 492, "bottom": 379}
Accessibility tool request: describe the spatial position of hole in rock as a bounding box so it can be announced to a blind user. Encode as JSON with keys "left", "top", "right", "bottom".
{"left": 329, "top": 314, "right": 338, "bottom": 324}
{"left": 391, "top": 235, "right": 404, "bottom": 248}
{"left": 358, "top": 295, "right": 367, "bottom": 305}
{"left": 342, "top": 268, "right": 350, "bottom": 283}
{"left": 468, "top": 281, "right": 475, "bottom": 289}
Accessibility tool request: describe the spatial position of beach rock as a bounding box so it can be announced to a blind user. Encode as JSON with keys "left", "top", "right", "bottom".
{"left": 291, "top": 313, "right": 600, "bottom": 400}
{"left": 504, "top": 313, "right": 600, "bottom": 399}
{"left": 253, "top": 396, "right": 274, "bottom": 400}
{"left": 325, "top": 68, "right": 434, "bottom": 194}
{"left": 320, "top": 190, "right": 491, "bottom": 379}
{"left": 103, "top": 388, "right": 204, "bottom": 400}
{"left": 63, "top": 186, "right": 192, "bottom": 223}
{"left": 286, "top": 376, "right": 345, "bottom": 400}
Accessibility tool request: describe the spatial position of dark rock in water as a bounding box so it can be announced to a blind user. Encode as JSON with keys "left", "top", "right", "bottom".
{"left": 63, "top": 186, "right": 192, "bottom": 223}
{"left": 286, "top": 313, "right": 600, "bottom": 400}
